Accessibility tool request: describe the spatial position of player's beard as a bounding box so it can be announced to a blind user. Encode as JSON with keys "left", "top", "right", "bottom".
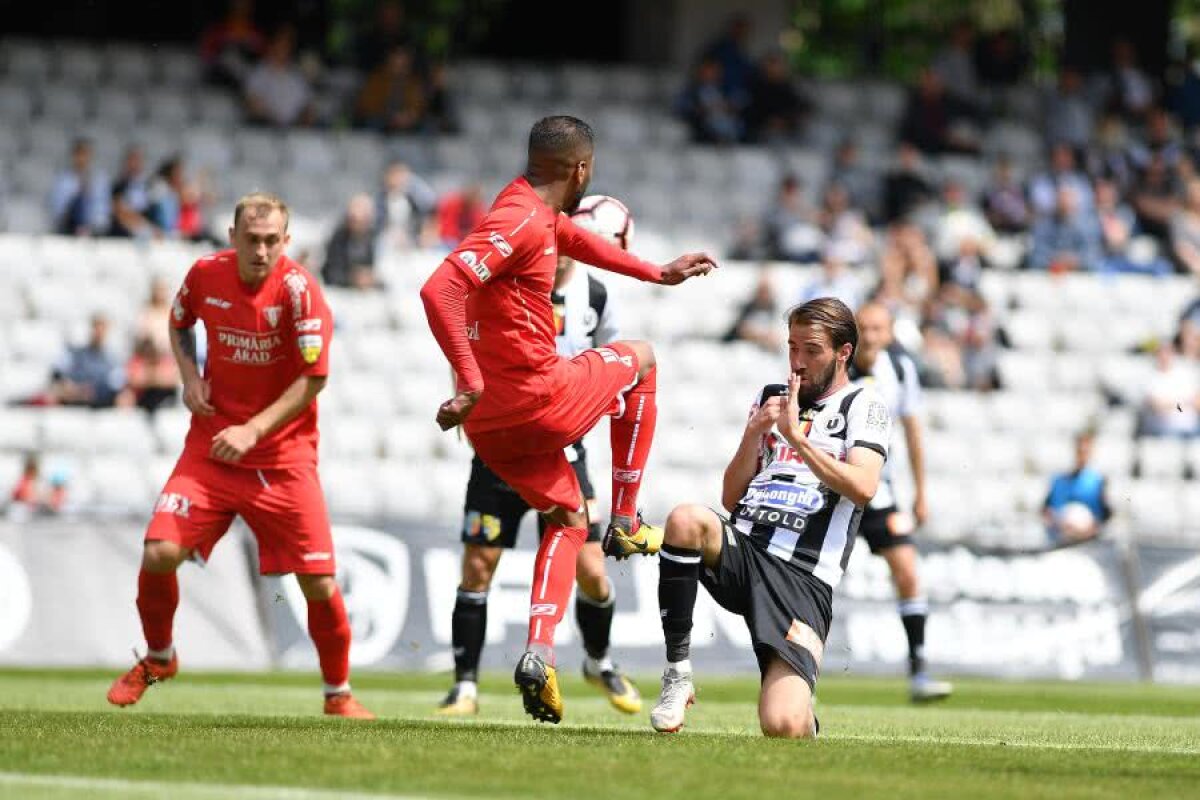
{"left": 795, "top": 359, "right": 837, "bottom": 407}
{"left": 564, "top": 175, "right": 590, "bottom": 214}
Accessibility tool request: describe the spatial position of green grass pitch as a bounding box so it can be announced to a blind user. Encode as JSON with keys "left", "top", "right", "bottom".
{"left": 0, "top": 668, "right": 1197, "bottom": 799}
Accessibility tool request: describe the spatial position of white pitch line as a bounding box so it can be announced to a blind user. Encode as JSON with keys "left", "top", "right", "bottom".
{"left": 0, "top": 772, "right": 451, "bottom": 800}
{"left": 825, "top": 732, "right": 1200, "bottom": 756}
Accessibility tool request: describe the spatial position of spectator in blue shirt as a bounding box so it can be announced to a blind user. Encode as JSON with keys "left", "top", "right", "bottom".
{"left": 45, "top": 313, "right": 131, "bottom": 408}
{"left": 1043, "top": 431, "right": 1112, "bottom": 544}
{"left": 48, "top": 138, "right": 110, "bottom": 237}
{"left": 1029, "top": 186, "right": 1102, "bottom": 272}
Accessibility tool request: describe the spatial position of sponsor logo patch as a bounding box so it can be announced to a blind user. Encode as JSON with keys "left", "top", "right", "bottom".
{"left": 301, "top": 552, "right": 332, "bottom": 562}
{"left": 488, "top": 232, "right": 513, "bottom": 256}
{"left": 205, "top": 296, "right": 232, "bottom": 309}
{"left": 298, "top": 334, "right": 323, "bottom": 364}
{"left": 613, "top": 468, "right": 642, "bottom": 483}
{"left": 530, "top": 603, "right": 558, "bottom": 616}
{"left": 295, "top": 318, "right": 322, "bottom": 332}
{"left": 154, "top": 492, "right": 192, "bottom": 518}
{"left": 865, "top": 400, "right": 890, "bottom": 431}
{"left": 824, "top": 413, "right": 846, "bottom": 434}
{"left": 743, "top": 480, "right": 825, "bottom": 514}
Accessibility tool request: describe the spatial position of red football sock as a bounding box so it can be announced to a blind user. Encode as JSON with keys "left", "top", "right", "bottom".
{"left": 307, "top": 587, "right": 351, "bottom": 690}
{"left": 611, "top": 366, "right": 657, "bottom": 523}
{"left": 526, "top": 524, "right": 589, "bottom": 664}
{"left": 136, "top": 569, "right": 179, "bottom": 656}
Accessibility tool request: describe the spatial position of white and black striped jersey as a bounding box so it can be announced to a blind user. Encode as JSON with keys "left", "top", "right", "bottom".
{"left": 848, "top": 345, "right": 920, "bottom": 510}
{"left": 730, "top": 381, "right": 891, "bottom": 589}
{"left": 552, "top": 266, "right": 618, "bottom": 462}
{"left": 552, "top": 266, "right": 618, "bottom": 358}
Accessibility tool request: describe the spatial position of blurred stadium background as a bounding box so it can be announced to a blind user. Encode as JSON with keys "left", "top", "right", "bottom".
{"left": 0, "top": 0, "right": 1198, "bottom": 689}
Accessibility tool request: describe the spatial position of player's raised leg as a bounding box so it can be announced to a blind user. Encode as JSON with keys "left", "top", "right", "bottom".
{"left": 883, "top": 544, "right": 952, "bottom": 703}
{"left": 603, "top": 340, "right": 664, "bottom": 559}
{"left": 438, "top": 544, "right": 502, "bottom": 715}
{"left": 651, "top": 503, "right": 724, "bottom": 732}
{"left": 574, "top": 542, "right": 641, "bottom": 713}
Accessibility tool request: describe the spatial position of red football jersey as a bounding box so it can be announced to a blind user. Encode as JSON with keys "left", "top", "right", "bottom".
{"left": 171, "top": 250, "right": 332, "bottom": 468}
{"left": 441, "top": 178, "right": 659, "bottom": 432}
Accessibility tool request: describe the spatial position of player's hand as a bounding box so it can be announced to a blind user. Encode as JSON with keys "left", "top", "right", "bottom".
{"left": 746, "top": 396, "right": 784, "bottom": 437}
{"left": 183, "top": 377, "right": 215, "bottom": 416}
{"left": 436, "top": 390, "right": 481, "bottom": 431}
{"left": 775, "top": 373, "right": 807, "bottom": 445}
{"left": 658, "top": 253, "right": 717, "bottom": 285}
{"left": 210, "top": 424, "right": 260, "bottom": 463}
{"left": 912, "top": 492, "right": 928, "bottom": 526}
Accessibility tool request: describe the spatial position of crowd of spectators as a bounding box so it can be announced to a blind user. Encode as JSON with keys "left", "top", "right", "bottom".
{"left": 49, "top": 138, "right": 216, "bottom": 243}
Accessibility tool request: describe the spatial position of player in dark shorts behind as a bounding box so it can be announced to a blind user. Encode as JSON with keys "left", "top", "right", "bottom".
{"left": 850, "top": 302, "right": 951, "bottom": 703}
{"left": 437, "top": 196, "right": 641, "bottom": 717}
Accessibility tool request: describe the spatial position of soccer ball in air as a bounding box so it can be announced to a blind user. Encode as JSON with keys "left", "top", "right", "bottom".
{"left": 570, "top": 195, "right": 634, "bottom": 251}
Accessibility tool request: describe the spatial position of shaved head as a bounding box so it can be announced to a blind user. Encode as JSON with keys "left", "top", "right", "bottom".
{"left": 528, "top": 115, "right": 594, "bottom": 160}
{"left": 855, "top": 301, "right": 894, "bottom": 366}
{"left": 525, "top": 115, "right": 595, "bottom": 212}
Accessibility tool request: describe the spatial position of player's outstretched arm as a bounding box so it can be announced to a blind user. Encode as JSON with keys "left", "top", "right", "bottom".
{"left": 210, "top": 375, "right": 326, "bottom": 463}
{"left": 557, "top": 213, "right": 718, "bottom": 284}
{"left": 169, "top": 325, "right": 214, "bottom": 416}
{"left": 722, "top": 396, "right": 782, "bottom": 511}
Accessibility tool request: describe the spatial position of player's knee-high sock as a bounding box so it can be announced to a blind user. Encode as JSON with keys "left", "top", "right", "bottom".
{"left": 307, "top": 587, "right": 352, "bottom": 694}
{"left": 899, "top": 597, "right": 929, "bottom": 676}
{"left": 526, "top": 524, "right": 588, "bottom": 663}
{"left": 575, "top": 578, "right": 614, "bottom": 663}
{"left": 610, "top": 366, "right": 657, "bottom": 526}
{"left": 659, "top": 544, "right": 702, "bottom": 668}
{"left": 136, "top": 569, "right": 179, "bottom": 661}
{"left": 452, "top": 588, "right": 488, "bottom": 683}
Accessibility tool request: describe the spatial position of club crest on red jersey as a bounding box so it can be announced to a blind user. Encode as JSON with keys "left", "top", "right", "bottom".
{"left": 263, "top": 305, "right": 282, "bottom": 328}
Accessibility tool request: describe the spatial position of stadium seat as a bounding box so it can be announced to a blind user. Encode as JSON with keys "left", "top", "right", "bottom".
{"left": 560, "top": 65, "right": 607, "bottom": 103}
{"left": 321, "top": 415, "right": 382, "bottom": 460}
{"left": 39, "top": 83, "right": 92, "bottom": 123}
{"left": 0, "top": 83, "right": 34, "bottom": 120}
{"left": 156, "top": 48, "right": 202, "bottom": 87}
{"left": 1136, "top": 437, "right": 1186, "bottom": 480}
{"left": 105, "top": 45, "right": 153, "bottom": 86}
{"left": 89, "top": 411, "right": 157, "bottom": 457}
{"left": 860, "top": 81, "right": 906, "bottom": 124}
{"left": 55, "top": 45, "right": 103, "bottom": 86}
{"left": 1090, "top": 436, "right": 1134, "bottom": 477}
{"left": 92, "top": 87, "right": 143, "bottom": 125}
{"left": 1050, "top": 353, "right": 1098, "bottom": 392}
{"left": 88, "top": 453, "right": 156, "bottom": 511}
{"left": 184, "top": 128, "right": 237, "bottom": 171}
{"left": 144, "top": 92, "right": 192, "bottom": 127}
{"left": 509, "top": 65, "right": 559, "bottom": 103}
{"left": 152, "top": 408, "right": 191, "bottom": 453}
{"left": 39, "top": 407, "right": 98, "bottom": 452}
{"left": 1125, "top": 479, "right": 1183, "bottom": 538}
{"left": 193, "top": 90, "right": 241, "bottom": 127}
{"left": 0, "top": 407, "right": 43, "bottom": 451}
{"left": 3, "top": 41, "right": 52, "bottom": 84}
{"left": 322, "top": 459, "right": 385, "bottom": 517}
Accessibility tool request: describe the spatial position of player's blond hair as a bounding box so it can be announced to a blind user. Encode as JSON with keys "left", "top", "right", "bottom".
{"left": 233, "top": 192, "right": 290, "bottom": 230}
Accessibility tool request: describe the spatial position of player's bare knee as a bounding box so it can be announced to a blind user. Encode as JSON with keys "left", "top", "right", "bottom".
{"left": 664, "top": 504, "right": 708, "bottom": 550}
{"left": 575, "top": 545, "right": 608, "bottom": 600}
{"left": 296, "top": 573, "right": 337, "bottom": 601}
{"left": 461, "top": 546, "right": 500, "bottom": 592}
{"left": 760, "top": 710, "right": 815, "bottom": 739}
{"left": 142, "top": 540, "right": 185, "bottom": 573}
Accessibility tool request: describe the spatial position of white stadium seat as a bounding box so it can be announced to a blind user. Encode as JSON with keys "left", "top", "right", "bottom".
{"left": 1136, "top": 437, "right": 1186, "bottom": 480}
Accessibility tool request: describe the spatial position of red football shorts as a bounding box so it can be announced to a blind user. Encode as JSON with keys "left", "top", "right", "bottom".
{"left": 145, "top": 450, "right": 335, "bottom": 575}
{"left": 469, "top": 343, "right": 641, "bottom": 513}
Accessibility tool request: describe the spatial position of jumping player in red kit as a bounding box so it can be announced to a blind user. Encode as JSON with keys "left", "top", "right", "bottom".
{"left": 106, "top": 193, "right": 373, "bottom": 719}
{"left": 421, "top": 116, "right": 716, "bottom": 723}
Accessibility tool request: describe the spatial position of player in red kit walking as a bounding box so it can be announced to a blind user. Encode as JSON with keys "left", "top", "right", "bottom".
{"left": 106, "top": 193, "right": 373, "bottom": 719}
{"left": 421, "top": 116, "right": 716, "bottom": 723}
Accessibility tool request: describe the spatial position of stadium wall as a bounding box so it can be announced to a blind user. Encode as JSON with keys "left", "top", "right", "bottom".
{"left": 6, "top": 516, "right": 1199, "bottom": 682}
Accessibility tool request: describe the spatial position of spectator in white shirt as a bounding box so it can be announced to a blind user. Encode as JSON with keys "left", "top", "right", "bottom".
{"left": 244, "top": 27, "right": 314, "bottom": 127}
